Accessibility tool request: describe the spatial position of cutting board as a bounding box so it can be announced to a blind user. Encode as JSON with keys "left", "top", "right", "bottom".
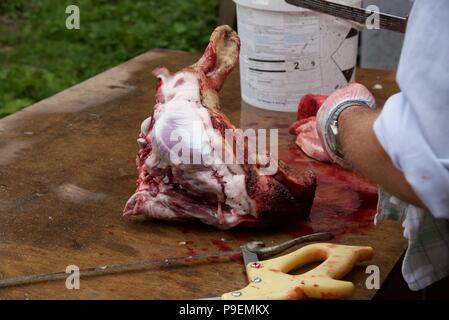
{"left": 0, "top": 50, "right": 406, "bottom": 299}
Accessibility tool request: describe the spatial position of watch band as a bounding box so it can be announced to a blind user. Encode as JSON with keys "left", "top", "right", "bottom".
{"left": 323, "top": 100, "right": 373, "bottom": 166}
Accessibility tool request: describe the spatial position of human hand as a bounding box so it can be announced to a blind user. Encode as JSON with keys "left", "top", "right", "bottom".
{"left": 316, "top": 83, "right": 376, "bottom": 167}
{"left": 289, "top": 94, "right": 330, "bottom": 162}
{"left": 290, "top": 83, "right": 376, "bottom": 166}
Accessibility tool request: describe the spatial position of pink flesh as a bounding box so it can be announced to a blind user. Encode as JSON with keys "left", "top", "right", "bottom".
{"left": 297, "top": 94, "right": 327, "bottom": 121}
{"left": 290, "top": 94, "right": 330, "bottom": 162}
{"left": 294, "top": 117, "right": 331, "bottom": 162}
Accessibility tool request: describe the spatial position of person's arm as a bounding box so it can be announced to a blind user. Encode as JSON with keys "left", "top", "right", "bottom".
{"left": 338, "top": 106, "right": 427, "bottom": 209}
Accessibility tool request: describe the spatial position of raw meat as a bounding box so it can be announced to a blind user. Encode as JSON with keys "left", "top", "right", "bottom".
{"left": 289, "top": 94, "right": 331, "bottom": 162}
{"left": 123, "top": 26, "right": 316, "bottom": 229}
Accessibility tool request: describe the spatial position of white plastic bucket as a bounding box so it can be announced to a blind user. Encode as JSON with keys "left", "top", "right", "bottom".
{"left": 234, "top": 0, "right": 362, "bottom": 112}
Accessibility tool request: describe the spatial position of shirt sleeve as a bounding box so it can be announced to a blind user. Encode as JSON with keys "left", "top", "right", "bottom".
{"left": 372, "top": 0, "right": 449, "bottom": 220}
{"left": 373, "top": 93, "right": 449, "bottom": 220}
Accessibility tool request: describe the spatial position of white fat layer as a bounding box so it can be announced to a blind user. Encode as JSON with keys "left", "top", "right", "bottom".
{"left": 140, "top": 116, "right": 152, "bottom": 136}
{"left": 144, "top": 71, "right": 256, "bottom": 220}
{"left": 173, "top": 166, "right": 222, "bottom": 199}
{"left": 145, "top": 193, "right": 242, "bottom": 229}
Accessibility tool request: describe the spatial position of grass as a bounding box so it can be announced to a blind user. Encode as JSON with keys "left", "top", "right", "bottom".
{"left": 0, "top": 0, "right": 218, "bottom": 117}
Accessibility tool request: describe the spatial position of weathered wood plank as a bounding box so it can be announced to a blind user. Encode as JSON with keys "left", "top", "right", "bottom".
{"left": 0, "top": 50, "right": 405, "bottom": 299}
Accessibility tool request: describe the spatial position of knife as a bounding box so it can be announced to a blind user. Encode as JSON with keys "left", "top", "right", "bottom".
{"left": 0, "top": 232, "right": 332, "bottom": 289}
{"left": 285, "top": 0, "right": 408, "bottom": 33}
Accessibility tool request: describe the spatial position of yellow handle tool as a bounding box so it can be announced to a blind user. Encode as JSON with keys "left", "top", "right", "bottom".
{"left": 221, "top": 243, "right": 373, "bottom": 300}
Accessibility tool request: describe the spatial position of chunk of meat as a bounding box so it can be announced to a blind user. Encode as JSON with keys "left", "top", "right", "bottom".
{"left": 123, "top": 26, "right": 316, "bottom": 229}
{"left": 296, "top": 94, "right": 327, "bottom": 121}
{"left": 290, "top": 94, "right": 331, "bottom": 162}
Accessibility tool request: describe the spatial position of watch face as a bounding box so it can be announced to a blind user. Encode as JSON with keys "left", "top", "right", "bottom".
{"left": 331, "top": 120, "right": 339, "bottom": 136}
{"left": 327, "top": 102, "right": 359, "bottom": 160}
{"left": 325, "top": 116, "right": 340, "bottom": 157}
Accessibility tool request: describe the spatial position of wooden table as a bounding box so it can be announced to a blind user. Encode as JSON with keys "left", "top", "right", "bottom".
{"left": 0, "top": 50, "right": 406, "bottom": 299}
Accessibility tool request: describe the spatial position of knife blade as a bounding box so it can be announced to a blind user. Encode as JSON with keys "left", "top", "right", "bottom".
{"left": 285, "top": 0, "right": 408, "bottom": 33}
{"left": 0, "top": 250, "right": 241, "bottom": 289}
{"left": 0, "top": 232, "right": 332, "bottom": 289}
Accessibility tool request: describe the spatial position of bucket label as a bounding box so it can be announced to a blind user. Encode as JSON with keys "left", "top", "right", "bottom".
{"left": 237, "top": 6, "right": 358, "bottom": 112}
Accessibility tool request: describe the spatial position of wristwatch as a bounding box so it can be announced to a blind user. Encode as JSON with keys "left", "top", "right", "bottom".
{"left": 322, "top": 100, "right": 373, "bottom": 166}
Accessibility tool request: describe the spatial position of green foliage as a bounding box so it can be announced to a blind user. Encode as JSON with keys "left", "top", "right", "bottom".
{"left": 0, "top": 0, "right": 218, "bottom": 117}
{"left": 0, "top": 0, "right": 27, "bottom": 15}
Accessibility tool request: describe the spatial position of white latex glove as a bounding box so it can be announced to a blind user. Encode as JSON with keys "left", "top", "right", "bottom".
{"left": 316, "top": 83, "right": 377, "bottom": 168}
